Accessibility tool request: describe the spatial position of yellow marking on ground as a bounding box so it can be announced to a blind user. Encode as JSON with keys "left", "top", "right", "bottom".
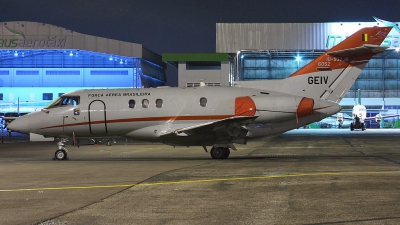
{"left": 1, "top": 170, "right": 399, "bottom": 192}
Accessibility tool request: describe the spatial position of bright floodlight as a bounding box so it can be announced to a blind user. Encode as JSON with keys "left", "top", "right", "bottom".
{"left": 295, "top": 56, "right": 301, "bottom": 62}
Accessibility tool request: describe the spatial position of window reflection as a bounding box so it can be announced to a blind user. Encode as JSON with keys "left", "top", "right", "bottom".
{"left": 46, "top": 96, "right": 80, "bottom": 109}
{"left": 200, "top": 97, "right": 207, "bottom": 107}
{"left": 156, "top": 99, "right": 163, "bottom": 108}
{"left": 142, "top": 99, "right": 149, "bottom": 108}
{"left": 129, "top": 100, "right": 136, "bottom": 108}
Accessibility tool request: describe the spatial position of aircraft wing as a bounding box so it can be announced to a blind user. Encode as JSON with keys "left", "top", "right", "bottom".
{"left": 159, "top": 116, "right": 258, "bottom": 146}
{"left": 330, "top": 114, "right": 353, "bottom": 120}
{"left": 364, "top": 114, "right": 400, "bottom": 121}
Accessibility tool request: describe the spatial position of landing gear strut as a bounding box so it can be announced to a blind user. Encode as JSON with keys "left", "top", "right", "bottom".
{"left": 53, "top": 139, "right": 69, "bottom": 160}
{"left": 210, "top": 147, "right": 230, "bottom": 159}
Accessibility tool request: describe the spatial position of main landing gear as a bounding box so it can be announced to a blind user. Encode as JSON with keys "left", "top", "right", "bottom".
{"left": 210, "top": 146, "right": 230, "bottom": 159}
{"left": 53, "top": 139, "right": 69, "bottom": 160}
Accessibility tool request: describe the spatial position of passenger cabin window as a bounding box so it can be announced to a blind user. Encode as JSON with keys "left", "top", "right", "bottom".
{"left": 200, "top": 97, "right": 207, "bottom": 107}
{"left": 45, "top": 96, "right": 80, "bottom": 109}
{"left": 129, "top": 100, "right": 136, "bottom": 108}
{"left": 142, "top": 99, "right": 149, "bottom": 108}
{"left": 156, "top": 99, "right": 163, "bottom": 108}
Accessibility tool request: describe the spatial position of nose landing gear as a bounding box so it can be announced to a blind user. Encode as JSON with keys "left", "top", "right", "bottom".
{"left": 53, "top": 139, "right": 69, "bottom": 160}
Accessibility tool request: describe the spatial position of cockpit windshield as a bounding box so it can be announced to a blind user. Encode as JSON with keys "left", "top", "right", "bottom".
{"left": 45, "top": 96, "right": 80, "bottom": 109}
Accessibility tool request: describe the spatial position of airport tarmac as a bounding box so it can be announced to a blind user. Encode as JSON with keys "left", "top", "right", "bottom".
{"left": 1, "top": 129, "right": 400, "bottom": 225}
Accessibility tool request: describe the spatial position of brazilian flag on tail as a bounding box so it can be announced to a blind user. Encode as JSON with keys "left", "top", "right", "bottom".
{"left": 362, "top": 33, "right": 368, "bottom": 42}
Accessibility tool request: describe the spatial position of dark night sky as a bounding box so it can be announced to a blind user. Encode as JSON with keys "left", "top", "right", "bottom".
{"left": 1, "top": 0, "right": 399, "bottom": 85}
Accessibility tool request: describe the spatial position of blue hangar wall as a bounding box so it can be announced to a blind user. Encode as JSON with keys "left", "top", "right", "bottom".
{"left": 0, "top": 21, "right": 166, "bottom": 114}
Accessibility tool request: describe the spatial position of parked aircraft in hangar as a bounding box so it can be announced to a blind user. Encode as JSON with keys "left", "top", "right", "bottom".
{"left": 331, "top": 89, "right": 400, "bottom": 130}
{"left": 318, "top": 113, "right": 352, "bottom": 128}
{"left": 8, "top": 26, "right": 392, "bottom": 159}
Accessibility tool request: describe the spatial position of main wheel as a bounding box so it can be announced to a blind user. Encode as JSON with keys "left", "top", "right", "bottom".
{"left": 55, "top": 150, "right": 67, "bottom": 160}
{"left": 350, "top": 123, "right": 354, "bottom": 131}
{"left": 210, "top": 147, "right": 225, "bottom": 159}
{"left": 361, "top": 123, "right": 365, "bottom": 131}
{"left": 223, "top": 148, "right": 230, "bottom": 159}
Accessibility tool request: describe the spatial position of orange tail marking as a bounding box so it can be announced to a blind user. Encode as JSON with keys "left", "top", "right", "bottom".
{"left": 297, "top": 97, "right": 314, "bottom": 122}
{"left": 289, "top": 26, "right": 392, "bottom": 77}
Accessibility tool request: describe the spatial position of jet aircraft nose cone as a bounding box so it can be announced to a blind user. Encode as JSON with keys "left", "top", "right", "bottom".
{"left": 7, "top": 116, "right": 30, "bottom": 134}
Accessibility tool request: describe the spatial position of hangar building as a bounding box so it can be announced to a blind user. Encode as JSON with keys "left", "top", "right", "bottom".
{"left": 0, "top": 21, "right": 166, "bottom": 115}
{"left": 216, "top": 22, "right": 400, "bottom": 106}
{"left": 164, "top": 21, "right": 400, "bottom": 128}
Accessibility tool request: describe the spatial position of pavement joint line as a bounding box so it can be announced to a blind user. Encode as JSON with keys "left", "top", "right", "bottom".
{"left": 1, "top": 170, "right": 400, "bottom": 192}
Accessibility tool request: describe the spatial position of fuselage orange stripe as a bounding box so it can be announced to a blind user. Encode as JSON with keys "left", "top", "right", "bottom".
{"left": 38, "top": 115, "right": 234, "bottom": 130}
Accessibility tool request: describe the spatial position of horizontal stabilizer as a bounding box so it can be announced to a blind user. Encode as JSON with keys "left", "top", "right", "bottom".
{"left": 327, "top": 44, "right": 388, "bottom": 57}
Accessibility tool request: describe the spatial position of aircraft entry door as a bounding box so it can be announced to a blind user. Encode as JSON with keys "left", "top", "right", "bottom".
{"left": 88, "top": 100, "right": 107, "bottom": 134}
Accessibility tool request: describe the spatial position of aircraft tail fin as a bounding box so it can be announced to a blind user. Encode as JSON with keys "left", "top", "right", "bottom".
{"left": 234, "top": 26, "right": 392, "bottom": 103}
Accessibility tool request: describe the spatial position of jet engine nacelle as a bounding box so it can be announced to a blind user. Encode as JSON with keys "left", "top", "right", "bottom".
{"left": 251, "top": 96, "right": 302, "bottom": 123}
{"left": 251, "top": 95, "right": 336, "bottom": 124}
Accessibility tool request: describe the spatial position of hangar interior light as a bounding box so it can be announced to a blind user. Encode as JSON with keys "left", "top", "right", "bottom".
{"left": 234, "top": 49, "right": 400, "bottom": 83}
{"left": 0, "top": 50, "right": 135, "bottom": 68}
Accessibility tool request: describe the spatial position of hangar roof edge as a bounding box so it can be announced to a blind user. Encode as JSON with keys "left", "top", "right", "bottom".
{"left": 162, "top": 53, "right": 228, "bottom": 67}
{"left": 0, "top": 21, "right": 165, "bottom": 68}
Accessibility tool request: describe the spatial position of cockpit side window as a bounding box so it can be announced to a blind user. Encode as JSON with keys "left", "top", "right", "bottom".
{"left": 45, "top": 96, "right": 80, "bottom": 109}
{"left": 70, "top": 96, "right": 80, "bottom": 106}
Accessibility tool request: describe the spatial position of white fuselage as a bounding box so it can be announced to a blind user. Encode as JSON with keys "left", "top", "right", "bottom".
{"left": 352, "top": 104, "right": 367, "bottom": 123}
{"left": 8, "top": 86, "right": 340, "bottom": 146}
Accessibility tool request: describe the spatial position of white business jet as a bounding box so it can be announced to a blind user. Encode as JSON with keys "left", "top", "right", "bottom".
{"left": 8, "top": 26, "right": 392, "bottom": 159}
{"left": 336, "top": 89, "right": 400, "bottom": 130}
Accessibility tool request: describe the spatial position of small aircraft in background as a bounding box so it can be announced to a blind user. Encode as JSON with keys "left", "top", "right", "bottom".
{"left": 334, "top": 89, "right": 399, "bottom": 130}
{"left": 319, "top": 112, "right": 352, "bottom": 128}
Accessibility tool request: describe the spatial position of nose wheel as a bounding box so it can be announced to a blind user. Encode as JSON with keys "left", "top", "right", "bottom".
{"left": 54, "top": 149, "right": 68, "bottom": 160}
{"left": 53, "top": 139, "right": 69, "bottom": 160}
